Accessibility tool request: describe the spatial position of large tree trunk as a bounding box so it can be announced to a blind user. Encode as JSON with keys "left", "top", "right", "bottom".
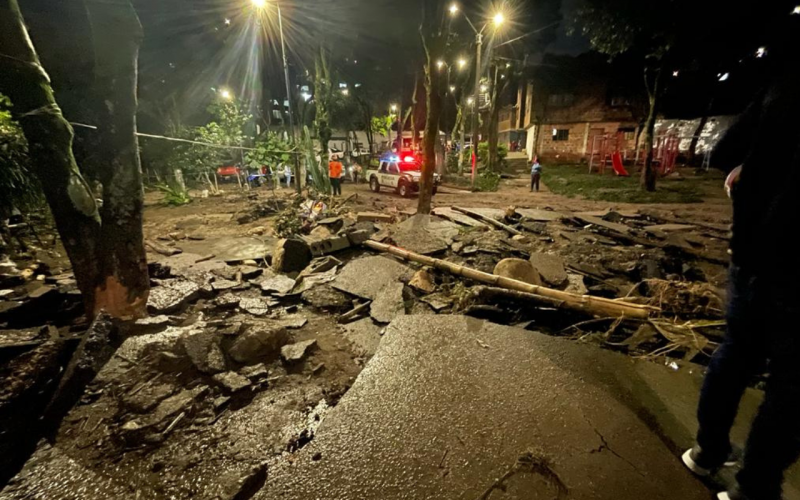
{"left": 0, "top": 0, "right": 149, "bottom": 319}
{"left": 85, "top": 0, "right": 149, "bottom": 318}
{"left": 0, "top": 0, "right": 101, "bottom": 311}
{"left": 641, "top": 66, "right": 663, "bottom": 192}
{"left": 418, "top": 8, "right": 445, "bottom": 215}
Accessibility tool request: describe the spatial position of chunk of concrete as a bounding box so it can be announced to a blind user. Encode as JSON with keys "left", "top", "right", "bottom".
{"left": 180, "top": 330, "right": 225, "bottom": 374}
{"left": 147, "top": 280, "right": 200, "bottom": 314}
{"left": 389, "top": 214, "right": 461, "bottom": 255}
{"left": 213, "top": 371, "right": 252, "bottom": 393}
{"left": 281, "top": 339, "right": 317, "bottom": 363}
{"left": 341, "top": 318, "right": 382, "bottom": 357}
{"left": 493, "top": 258, "right": 542, "bottom": 286}
{"left": 302, "top": 284, "right": 351, "bottom": 311}
{"left": 212, "top": 279, "right": 239, "bottom": 292}
{"left": 356, "top": 212, "right": 394, "bottom": 223}
{"left": 227, "top": 325, "right": 289, "bottom": 364}
{"left": 369, "top": 282, "right": 405, "bottom": 324}
{"left": 239, "top": 297, "right": 269, "bottom": 316}
{"left": 529, "top": 252, "right": 568, "bottom": 287}
{"left": 260, "top": 275, "right": 297, "bottom": 295}
{"left": 333, "top": 256, "right": 413, "bottom": 300}
{"left": 306, "top": 235, "right": 351, "bottom": 257}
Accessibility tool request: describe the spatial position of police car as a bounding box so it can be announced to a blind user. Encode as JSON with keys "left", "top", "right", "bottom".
{"left": 367, "top": 152, "right": 440, "bottom": 197}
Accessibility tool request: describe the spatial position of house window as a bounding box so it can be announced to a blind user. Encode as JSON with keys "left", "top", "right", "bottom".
{"left": 548, "top": 94, "right": 575, "bottom": 107}
{"left": 623, "top": 131, "right": 636, "bottom": 141}
{"left": 610, "top": 96, "right": 631, "bottom": 107}
{"left": 552, "top": 129, "right": 570, "bottom": 141}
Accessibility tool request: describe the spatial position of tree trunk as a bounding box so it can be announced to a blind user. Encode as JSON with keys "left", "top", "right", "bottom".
{"left": 85, "top": 0, "right": 149, "bottom": 318}
{"left": 418, "top": 19, "right": 444, "bottom": 215}
{"left": 641, "top": 66, "right": 663, "bottom": 192}
{"left": 0, "top": 0, "right": 101, "bottom": 312}
{"left": 459, "top": 97, "right": 467, "bottom": 174}
{"left": 411, "top": 74, "right": 419, "bottom": 150}
{"left": 0, "top": 0, "right": 149, "bottom": 319}
{"left": 451, "top": 102, "right": 462, "bottom": 172}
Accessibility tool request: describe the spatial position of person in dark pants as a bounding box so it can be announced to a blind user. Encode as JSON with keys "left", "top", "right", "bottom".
{"left": 530, "top": 157, "right": 542, "bottom": 192}
{"left": 328, "top": 156, "right": 343, "bottom": 196}
{"left": 681, "top": 23, "right": 800, "bottom": 500}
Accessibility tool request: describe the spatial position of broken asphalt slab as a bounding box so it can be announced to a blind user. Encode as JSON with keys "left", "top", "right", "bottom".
{"left": 431, "top": 207, "right": 488, "bottom": 228}
{"left": 332, "top": 256, "right": 414, "bottom": 300}
{"left": 258, "top": 315, "right": 800, "bottom": 500}
{"left": 388, "top": 214, "right": 461, "bottom": 255}
{"left": 177, "top": 237, "right": 276, "bottom": 263}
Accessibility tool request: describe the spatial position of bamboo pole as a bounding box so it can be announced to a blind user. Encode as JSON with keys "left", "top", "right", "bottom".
{"left": 364, "top": 240, "right": 658, "bottom": 319}
{"left": 453, "top": 207, "right": 522, "bottom": 236}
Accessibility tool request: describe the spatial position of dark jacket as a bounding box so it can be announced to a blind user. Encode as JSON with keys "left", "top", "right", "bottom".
{"left": 712, "top": 65, "right": 800, "bottom": 279}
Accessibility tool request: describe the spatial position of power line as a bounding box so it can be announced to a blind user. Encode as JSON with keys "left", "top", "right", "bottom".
{"left": 69, "top": 122, "right": 298, "bottom": 154}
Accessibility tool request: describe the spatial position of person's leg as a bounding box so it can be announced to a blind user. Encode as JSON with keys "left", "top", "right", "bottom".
{"left": 735, "top": 285, "right": 800, "bottom": 500}
{"left": 534, "top": 174, "right": 541, "bottom": 192}
{"left": 695, "top": 266, "right": 766, "bottom": 464}
{"left": 530, "top": 174, "right": 535, "bottom": 192}
{"left": 337, "top": 178, "right": 342, "bottom": 195}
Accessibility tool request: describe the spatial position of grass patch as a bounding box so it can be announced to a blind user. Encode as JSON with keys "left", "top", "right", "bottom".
{"left": 544, "top": 165, "right": 718, "bottom": 204}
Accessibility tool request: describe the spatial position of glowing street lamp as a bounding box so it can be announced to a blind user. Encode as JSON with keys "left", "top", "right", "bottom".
{"left": 493, "top": 12, "right": 505, "bottom": 27}
{"left": 220, "top": 88, "right": 233, "bottom": 101}
{"left": 457, "top": 58, "right": 467, "bottom": 69}
{"left": 449, "top": 85, "right": 456, "bottom": 93}
{"left": 792, "top": 5, "right": 800, "bottom": 14}
{"left": 252, "top": 0, "right": 266, "bottom": 8}
{"left": 390, "top": 104, "right": 398, "bottom": 113}
{"left": 449, "top": 3, "right": 459, "bottom": 15}
{"left": 467, "top": 97, "right": 475, "bottom": 105}
{"left": 437, "top": 60, "right": 445, "bottom": 70}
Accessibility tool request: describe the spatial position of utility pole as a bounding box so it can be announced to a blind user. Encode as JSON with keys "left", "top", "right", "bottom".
{"left": 276, "top": 3, "right": 301, "bottom": 194}
{"left": 470, "top": 33, "right": 482, "bottom": 189}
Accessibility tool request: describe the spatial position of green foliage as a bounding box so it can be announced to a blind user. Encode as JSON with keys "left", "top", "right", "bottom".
{"left": 177, "top": 99, "right": 251, "bottom": 177}
{"left": 0, "top": 93, "right": 41, "bottom": 216}
{"left": 473, "top": 171, "right": 501, "bottom": 192}
{"left": 246, "top": 132, "right": 292, "bottom": 170}
{"left": 371, "top": 114, "right": 394, "bottom": 138}
{"left": 156, "top": 183, "right": 191, "bottom": 206}
{"left": 477, "top": 142, "right": 508, "bottom": 169}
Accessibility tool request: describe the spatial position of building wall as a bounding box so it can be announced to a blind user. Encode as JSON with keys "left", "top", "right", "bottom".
{"left": 534, "top": 121, "right": 638, "bottom": 163}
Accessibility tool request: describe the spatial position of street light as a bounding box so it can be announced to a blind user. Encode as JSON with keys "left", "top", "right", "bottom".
{"left": 450, "top": 6, "right": 509, "bottom": 187}
{"left": 437, "top": 60, "right": 445, "bottom": 70}
{"left": 458, "top": 58, "right": 467, "bottom": 69}
{"left": 251, "top": 0, "right": 300, "bottom": 194}
{"left": 220, "top": 88, "right": 233, "bottom": 101}
{"left": 449, "top": 85, "right": 456, "bottom": 93}
{"left": 449, "top": 3, "right": 459, "bottom": 15}
{"left": 390, "top": 104, "right": 398, "bottom": 113}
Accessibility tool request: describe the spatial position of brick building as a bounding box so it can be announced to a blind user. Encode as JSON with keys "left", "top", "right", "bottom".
{"left": 497, "top": 54, "right": 642, "bottom": 163}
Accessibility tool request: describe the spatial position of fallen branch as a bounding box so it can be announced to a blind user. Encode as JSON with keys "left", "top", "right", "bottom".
{"left": 470, "top": 286, "right": 598, "bottom": 317}
{"left": 145, "top": 239, "right": 182, "bottom": 256}
{"left": 364, "top": 241, "right": 658, "bottom": 319}
{"left": 453, "top": 207, "right": 522, "bottom": 236}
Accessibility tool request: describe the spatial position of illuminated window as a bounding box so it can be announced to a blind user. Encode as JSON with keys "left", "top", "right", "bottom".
{"left": 552, "top": 129, "right": 570, "bottom": 141}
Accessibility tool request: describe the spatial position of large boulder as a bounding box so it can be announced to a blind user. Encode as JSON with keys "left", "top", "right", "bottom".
{"left": 226, "top": 325, "right": 289, "bottom": 365}
{"left": 493, "top": 258, "right": 542, "bottom": 286}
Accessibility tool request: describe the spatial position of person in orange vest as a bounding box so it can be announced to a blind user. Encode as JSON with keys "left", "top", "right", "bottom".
{"left": 328, "top": 155, "right": 343, "bottom": 196}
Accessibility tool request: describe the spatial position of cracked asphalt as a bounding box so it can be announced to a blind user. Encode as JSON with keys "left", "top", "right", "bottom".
{"left": 260, "top": 315, "right": 714, "bottom": 499}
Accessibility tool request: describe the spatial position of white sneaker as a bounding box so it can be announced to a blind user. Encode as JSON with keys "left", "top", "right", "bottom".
{"left": 682, "top": 446, "right": 742, "bottom": 477}
{"left": 718, "top": 494, "right": 731, "bottom": 500}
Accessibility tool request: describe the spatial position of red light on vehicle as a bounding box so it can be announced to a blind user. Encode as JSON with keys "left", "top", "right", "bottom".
{"left": 403, "top": 156, "right": 415, "bottom": 163}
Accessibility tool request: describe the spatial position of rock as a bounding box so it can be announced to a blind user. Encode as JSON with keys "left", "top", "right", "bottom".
{"left": 301, "top": 256, "right": 342, "bottom": 276}
{"left": 238, "top": 266, "right": 263, "bottom": 280}
{"left": 272, "top": 238, "right": 312, "bottom": 274}
{"left": 260, "top": 275, "right": 296, "bottom": 295}
{"left": 239, "top": 297, "right": 269, "bottom": 316}
{"left": 27, "top": 285, "right": 57, "bottom": 301}
{"left": 213, "top": 371, "right": 252, "bottom": 393}
{"left": 140, "top": 386, "right": 208, "bottom": 429}
{"left": 154, "top": 351, "right": 193, "bottom": 373}
{"left": 302, "top": 284, "right": 351, "bottom": 311}
{"left": 278, "top": 316, "right": 308, "bottom": 329}
{"left": 214, "top": 294, "right": 241, "bottom": 310}
{"left": 390, "top": 215, "right": 460, "bottom": 255}
{"left": 220, "top": 462, "right": 269, "bottom": 500}
{"left": 370, "top": 282, "right": 406, "bottom": 323}
{"left": 281, "top": 339, "right": 317, "bottom": 363}
{"left": 147, "top": 280, "right": 200, "bottom": 314}
{"left": 309, "top": 225, "right": 333, "bottom": 240}
{"left": 409, "top": 270, "right": 435, "bottom": 294}
{"left": 123, "top": 382, "right": 176, "bottom": 413}
{"left": 239, "top": 363, "right": 269, "bottom": 380}
{"left": 216, "top": 322, "right": 246, "bottom": 336}
{"left": 529, "top": 253, "right": 568, "bottom": 287}
{"left": 227, "top": 325, "right": 289, "bottom": 364}
{"left": 356, "top": 212, "right": 393, "bottom": 223}
{"left": 494, "top": 258, "right": 542, "bottom": 286}
{"left": 212, "top": 279, "right": 239, "bottom": 292}
{"left": 565, "top": 274, "right": 589, "bottom": 295}
{"left": 133, "top": 315, "right": 171, "bottom": 334}
{"left": 0, "top": 289, "right": 16, "bottom": 300}
{"left": 333, "top": 256, "right": 414, "bottom": 300}
{"left": 180, "top": 330, "right": 225, "bottom": 374}
{"left": 341, "top": 318, "right": 382, "bottom": 357}
{"left": 345, "top": 230, "right": 371, "bottom": 247}
{"left": 420, "top": 293, "right": 452, "bottom": 312}
{"left": 520, "top": 220, "right": 549, "bottom": 234}
{"left": 212, "top": 267, "right": 238, "bottom": 281}
{"left": 318, "top": 217, "right": 345, "bottom": 232}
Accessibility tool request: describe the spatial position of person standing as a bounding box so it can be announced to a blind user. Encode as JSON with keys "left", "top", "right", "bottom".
{"left": 283, "top": 163, "right": 292, "bottom": 189}
{"left": 328, "top": 155, "right": 343, "bottom": 196}
{"left": 530, "top": 157, "right": 542, "bottom": 192}
{"left": 681, "top": 23, "right": 800, "bottom": 500}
